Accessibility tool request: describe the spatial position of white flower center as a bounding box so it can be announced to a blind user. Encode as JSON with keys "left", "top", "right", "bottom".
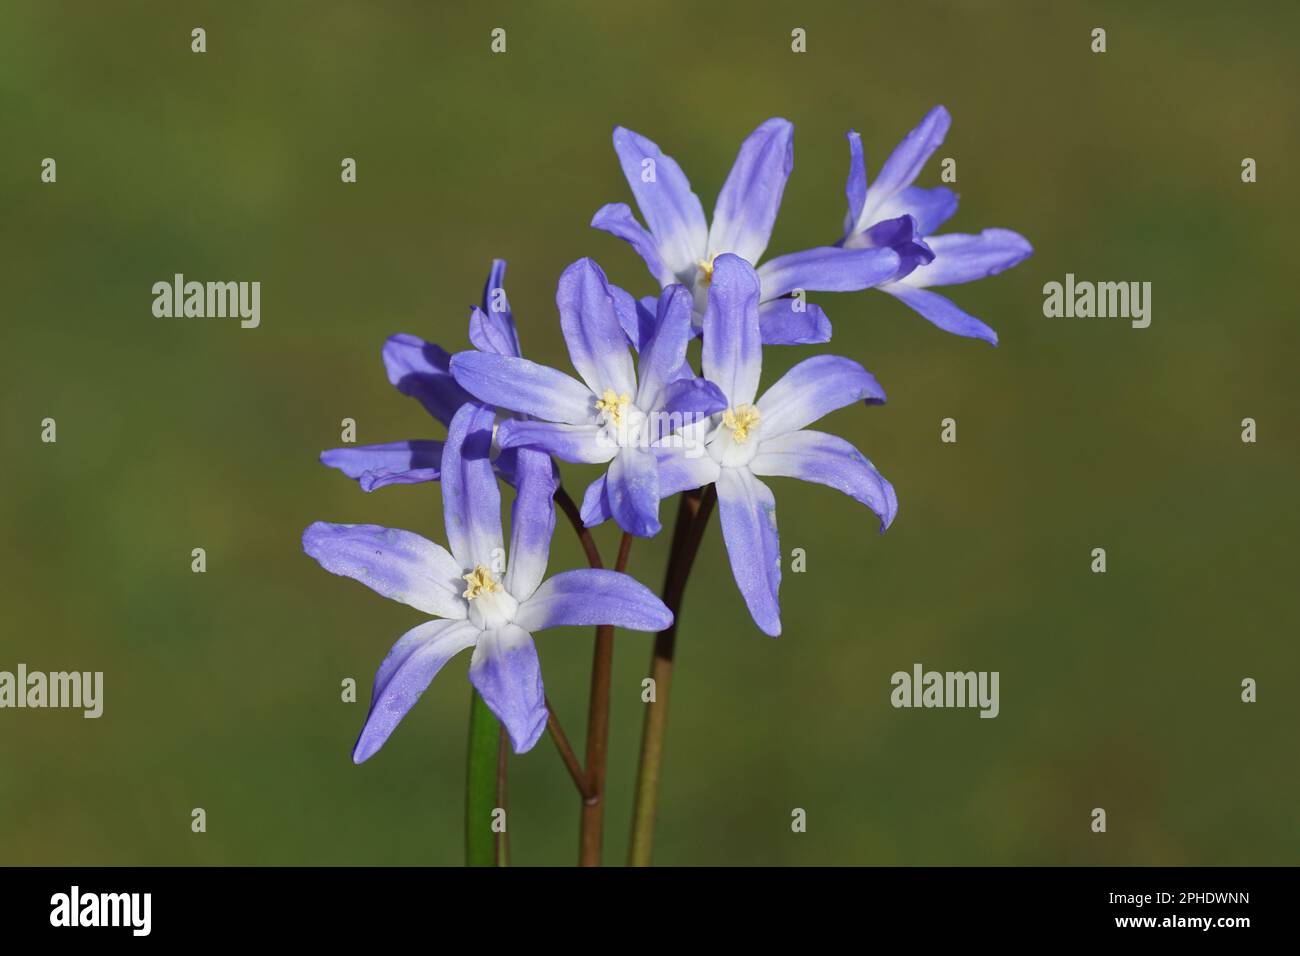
{"left": 708, "top": 405, "right": 762, "bottom": 468}
{"left": 595, "top": 388, "right": 648, "bottom": 448}
{"left": 462, "top": 565, "right": 518, "bottom": 630}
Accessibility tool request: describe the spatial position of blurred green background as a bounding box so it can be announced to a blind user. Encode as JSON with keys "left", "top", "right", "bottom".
{"left": 2, "top": 0, "right": 1297, "bottom": 866}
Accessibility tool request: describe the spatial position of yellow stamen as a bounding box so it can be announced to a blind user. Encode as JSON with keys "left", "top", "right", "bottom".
{"left": 594, "top": 388, "right": 631, "bottom": 426}
{"left": 462, "top": 565, "right": 501, "bottom": 600}
{"left": 722, "top": 404, "right": 761, "bottom": 443}
{"left": 697, "top": 255, "right": 718, "bottom": 284}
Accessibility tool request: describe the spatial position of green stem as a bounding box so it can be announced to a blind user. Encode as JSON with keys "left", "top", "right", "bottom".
{"left": 627, "top": 486, "right": 716, "bottom": 867}
{"left": 465, "top": 690, "right": 505, "bottom": 866}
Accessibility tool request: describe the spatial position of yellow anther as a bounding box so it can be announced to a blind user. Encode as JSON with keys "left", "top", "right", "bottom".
{"left": 462, "top": 565, "right": 501, "bottom": 600}
{"left": 594, "top": 388, "right": 631, "bottom": 425}
{"left": 697, "top": 255, "right": 718, "bottom": 284}
{"left": 721, "top": 404, "right": 761, "bottom": 443}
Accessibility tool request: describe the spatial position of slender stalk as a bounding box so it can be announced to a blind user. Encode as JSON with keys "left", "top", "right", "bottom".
{"left": 556, "top": 484, "right": 603, "bottom": 569}
{"left": 578, "top": 531, "right": 634, "bottom": 866}
{"left": 496, "top": 727, "right": 510, "bottom": 867}
{"left": 465, "top": 690, "right": 502, "bottom": 867}
{"left": 627, "top": 485, "right": 716, "bottom": 866}
{"left": 546, "top": 696, "right": 594, "bottom": 801}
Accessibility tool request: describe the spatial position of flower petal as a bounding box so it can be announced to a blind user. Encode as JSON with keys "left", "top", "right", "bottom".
{"left": 302, "top": 521, "right": 467, "bottom": 619}
{"left": 320, "top": 440, "right": 443, "bottom": 491}
{"left": 749, "top": 430, "right": 897, "bottom": 531}
{"left": 652, "top": 442, "right": 720, "bottom": 497}
{"left": 757, "top": 246, "right": 900, "bottom": 299}
{"left": 504, "top": 447, "right": 556, "bottom": 602}
{"left": 758, "top": 298, "right": 832, "bottom": 345}
{"left": 881, "top": 284, "right": 998, "bottom": 345}
{"left": 756, "top": 354, "right": 886, "bottom": 438}
{"left": 843, "top": 129, "right": 867, "bottom": 235}
{"left": 707, "top": 117, "right": 794, "bottom": 264}
{"left": 612, "top": 125, "right": 708, "bottom": 281}
{"left": 496, "top": 419, "right": 615, "bottom": 464}
{"left": 607, "top": 445, "right": 662, "bottom": 537}
{"left": 579, "top": 473, "right": 613, "bottom": 528}
{"left": 657, "top": 377, "right": 728, "bottom": 429}
{"left": 591, "top": 202, "right": 673, "bottom": 288}
{"left": 716, "top": 468, "right": 782, "bottom": 637}
{"left": 383, "top": 334, "right": 472, "bottom": 426}
{"left": 556, "top": 258, "right": 636, "bottom": 398}
{"left": 857, "top": 105, "right": 950, "bottom": 228}
{"left": 441, "top": 403, "right": 504, "bottom": 570}
{"left": 897, "top": 228, "right": 1034, "bottom": 288}
{"left": 634, "top": 285, "right": 695, "bottom": 409}
{"left": 515, "top": 569, "right": 673, "bottom": 633}
{"left": 469, "top": 259, "right": 521, "bottom": 357}
{"left": 352, "top": 619, "right": 479, "bottom": 763}
{"left": 701, "top": 253, "right": 763, "bottom": 407}
{"left": 872, "top": 185, "right": 959, "bottom": 237}
{"left": 449, "top": 351, "right": 594, "bottom": 424}
{"left": 468, "top": 624, "right": 548, "bottom": 753}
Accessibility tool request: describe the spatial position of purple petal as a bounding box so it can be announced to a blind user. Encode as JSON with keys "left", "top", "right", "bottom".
{"left": 556, "top": 258, "right": 636, "bottom": 397}
{"left": 701, "top": 253, "right": 763, "bottom": 407}
{"left": 469, "top": 260, "right": 521, "bottom": 357}
{"left": 302, "top": 521, "right": 466, "bottom": 619}
{"left": 383, "top": 334, "right": 473, "bottom": 426}
{"left": 716, "top": 468, "right": 782, "bottom": 637}
{"left": 707, "top": 117, "right": 794, "bottom": 264}
{"left": 591, "top": 202, "right": 672, "bottom": 287}
{"left": 441, "top": 403, "right": 504, "bottom": 570}
{"left": 607, "top": 445, "right": 661, "bottom": 537}
{"left": 504, "top": 447, "right": 556, "bottom": 602}
{"left": 899, "top": 228, "right": 1033, "bottom": 288}
{"left": 873, "top": 185, "right": 959, "bottom": 237}
{"left": 855, "top": 215, "right": 935, "bottom": 279}
{"left": 749, "top": 430, "right": 898, "bottom": 531}
{"left": 609, "top": 284, "right": 655, "bottom": 352}
{"left": 495, "top": 419, "right": 615, "bottom": 464}
{"left": 652, "top": 443, "right": 720, "bottom": 497}
{"left": 635, "top": 285, "right": 695, "bottom": 409}
{"left": 468, "top": 624, "right": 548, "bottom": 754}
{"left": 515, "top": 569, "right": 673, "bottom": 633}
{"left": 858, "top": 105, "right": 951, "bottom": 227}
{"left": 320, "top": 440, "right": 443, "bottom": 491}
{"left": 882, "top": 284, "right": 998, "bottom": 345}
{"left": 449, "top": 351, "right": 594, "bottom": 424}
{"left": 757, "top": 246, "right": 900, "bottom": 299}
{"left": 352, "top": 619, "right": 478, "bottom": 763}
{"left": 657, "top": 377, "right": 728, "bottom": 427}
{"left": 843, "top": 130, "right": 867, "bottom": 236}
{"left": 758, "top": 298, "right": 832, "bottom": 345}
{"left": 579, "top": 474, "right": 613, "bottom": 528}
{"left": 612, "top": 125, "right": 707, "bottom": 281}
{"left": 756, "top": 355, "right": 887, "bottom": 438}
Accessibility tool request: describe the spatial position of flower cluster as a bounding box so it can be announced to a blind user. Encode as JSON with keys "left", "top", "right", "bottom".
{"left": 303, "top": 106, "right": 1031, "bottom": 759}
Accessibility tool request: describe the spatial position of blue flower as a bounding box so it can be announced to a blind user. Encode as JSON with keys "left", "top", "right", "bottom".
{"left": 319, "top": 260, "right": 523, "bottom": 490}
{"left": 651, "top": 255, "right": 897, "bottom": 636}
{"left": 840, "top": 106, "right": 1033, "bottom": 345}
{"left": 449, "top": 258, "right": 727, "bottom": 538}
{"left": 303, "top": 403, "right": 673, "bottom": 760}
{"left": 592, "top": 119, "right": 901, "bottom": 346}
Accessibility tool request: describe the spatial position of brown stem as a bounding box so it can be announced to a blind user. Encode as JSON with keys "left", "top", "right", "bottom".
{"left": 578, "top": 531, "right": 634, "bottom": 866}
{"left": 546, "top": 697, "right": 594, "bottom": 802}
{"left": 556, "top": 484, "right": 603, "bottom": 569}
{"left": 627, "top": 485, "right": 716, "bottom": 866}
